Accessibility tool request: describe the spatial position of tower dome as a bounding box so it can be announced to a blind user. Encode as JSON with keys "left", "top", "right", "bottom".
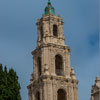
{"left": 45, "top": 0, "right": 55, "bottom": 15}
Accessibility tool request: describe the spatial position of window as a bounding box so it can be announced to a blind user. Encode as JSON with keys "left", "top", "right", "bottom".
{"left": 55, "top": 55, "right": 64, "bottom": 76}
{"left": 36, "top": 92, "right": 40, "bottom": 100}
{"left": 40, "top": 26, "right": 43, "bottom": 39}
{"left": 57, "top": 89, "right": 66, "bottom": 100}
{"left": 53, "top": 25, "right": 58, "bottom": 37}
{"left": 37, "top": 57, "right": 41, "bottom": 76}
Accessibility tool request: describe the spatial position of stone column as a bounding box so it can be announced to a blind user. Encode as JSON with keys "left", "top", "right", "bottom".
{"left": 52, "top": 79, "right": 57, "bottom": 100}
{"left": 67, "top": 82, "right": 73, "bottom": 100}
{"left": 65, "top": 51, "right": 71, "bottom": 78}
{"left": 73, "top": 81, "right": 78, "bottom": 100}
{"left": 43, "top": 78, "right": 52, "bottom": 100}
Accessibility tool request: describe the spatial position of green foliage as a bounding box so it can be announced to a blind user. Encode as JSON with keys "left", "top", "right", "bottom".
{"left": 0, "top": 64, "right": 21, "bottom": 100}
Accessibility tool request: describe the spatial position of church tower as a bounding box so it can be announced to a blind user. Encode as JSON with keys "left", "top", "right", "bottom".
{"left": 27, "top": 1, "right": 78, "bottom": 100}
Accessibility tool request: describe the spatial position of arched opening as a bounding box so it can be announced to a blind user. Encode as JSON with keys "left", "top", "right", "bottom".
{"left": 53, "top": 25, "right": 58, "bottom": 37}
{"left": 55, "top": 55, "right": 64, "bottom": 76}
{"left": 37, "top": 57, "right": 42, "bottom": 76}
{"left": 57, "top": 89, "right": 66, "bottom": 100}
{"left": 36, "top": 92, "right": 40, "bottom": 100}
{"left": 40, "top": 26, "right": 43, "bottom": 39}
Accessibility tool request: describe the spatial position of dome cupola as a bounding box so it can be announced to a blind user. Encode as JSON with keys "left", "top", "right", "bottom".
{"left": 45, "top": 0, "right": 55, "bottom": 15}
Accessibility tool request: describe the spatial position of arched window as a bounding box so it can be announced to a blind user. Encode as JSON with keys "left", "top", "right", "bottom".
{"left": 36, "top": 92, "right": 40, "bottom": 100}
{"left": 55, "top": 55, "right": 64, "bottom": 76}
{"left": 37, "top": 57, "right": 42, "bottom": 76}
{"left": 40, "top": 26, "right": 43, "bottom": 39}
{"left": 57, "top": 89, "right": 66, "bottom": 100}
{"left": 53, "top": 25, "right": 58, "bottom": 37}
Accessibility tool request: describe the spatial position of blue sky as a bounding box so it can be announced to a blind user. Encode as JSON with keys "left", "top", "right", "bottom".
{"left": 0, "top": 0, "right": 99, "bottom": 100}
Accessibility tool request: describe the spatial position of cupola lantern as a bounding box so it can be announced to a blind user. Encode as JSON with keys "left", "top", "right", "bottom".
{"left": 45, "top": 0, "right": 55, "bottom": 15}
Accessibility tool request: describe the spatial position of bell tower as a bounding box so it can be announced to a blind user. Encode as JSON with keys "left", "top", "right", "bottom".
{"left": 37, "top": 2, "right": 65, "bottom": 46}
{"left": 27, "top": 1, "right": 78, "bottom": 100}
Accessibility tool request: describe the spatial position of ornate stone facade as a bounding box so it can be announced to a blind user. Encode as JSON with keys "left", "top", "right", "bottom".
{"left": 27, "top": 1, "right": 78, "bottom": 100}
{"left": 90, "top": 77, "right": 100, "bottom": 100}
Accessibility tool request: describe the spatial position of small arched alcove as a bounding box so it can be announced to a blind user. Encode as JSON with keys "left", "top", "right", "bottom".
{"left": 55, "top": 54, "right": 64, "bottom": 76}
{"left": 37, "top": 57, "right": 42, "bottom": 76}
{"left": 53, "top": 24, "right": 58, "bottom": 37}
{"left": 36, "top": 92, "right": 40, "bottom": 100}
{"left": 57, "top": 89, "right": 66, "bottom": 100}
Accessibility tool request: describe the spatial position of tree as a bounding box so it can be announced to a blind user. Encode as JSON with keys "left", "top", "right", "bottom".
{"left": 0, "top": 64, "right": 21, "bottom": 100}
{"left": 0, "top": 64, "right": 4, "bottom": 100}
{"left": 8, "top": 68, "right": 21, "bottom": 100}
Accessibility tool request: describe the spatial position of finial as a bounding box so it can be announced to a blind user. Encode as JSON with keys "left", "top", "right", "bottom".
{"left": 71, "top": 67, "right": 75, "bottom": 75}
{"left": 96, "top": 76, "right": 99, "bottom": 80}
{"left": 43, "top": 64, "right": 49, "bottom": 75}
{"left": 48, "top": 0, "right": 51, "bottom": 5}
{"left": 95, "top": 76, "right": 99, "bottom": 83}
{"left": 71, "top": 67, "right": 76, "bottom": 80}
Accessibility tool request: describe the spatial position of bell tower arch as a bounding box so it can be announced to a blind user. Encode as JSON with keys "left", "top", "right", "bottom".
{"left": 28, "top": 1, "right": 79, "bottom": 100}
{"left": 57, "top": 89, "right": 67, "bottom": 100}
